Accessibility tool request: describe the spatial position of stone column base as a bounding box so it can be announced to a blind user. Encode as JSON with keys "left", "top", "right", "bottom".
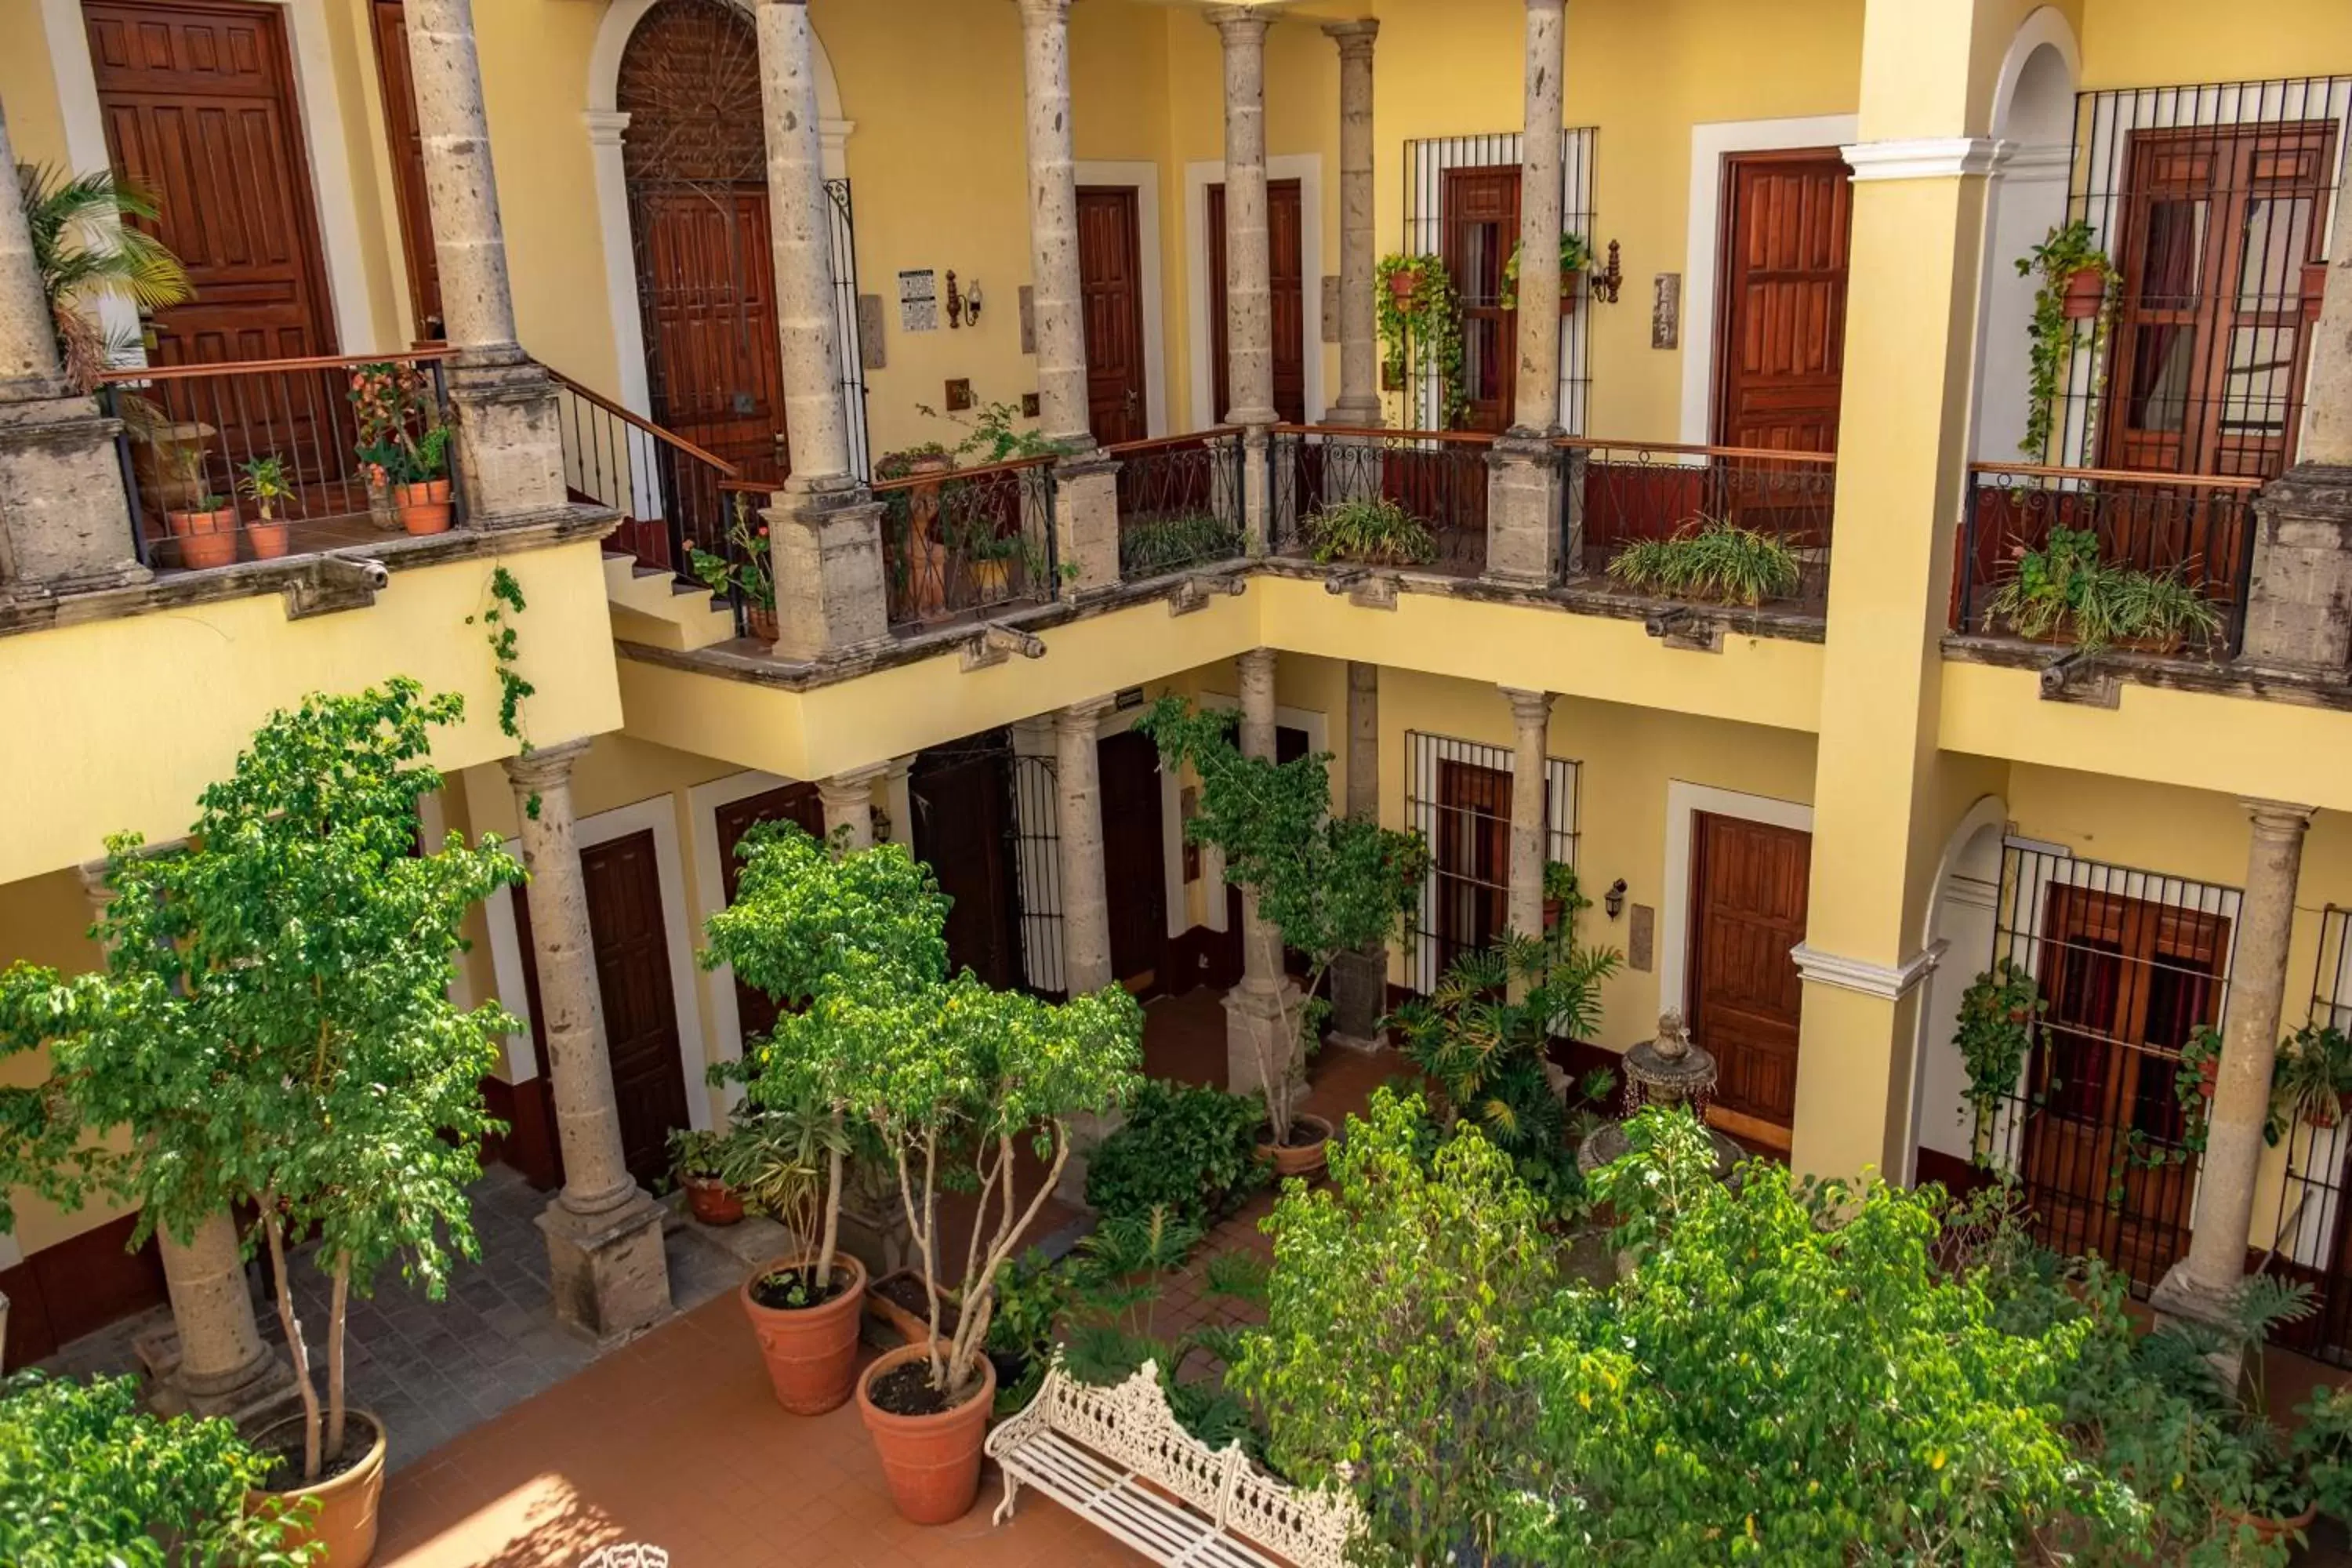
{"left": 1327, "top": 946, "right": 1388, "bottom": 1051}
{"left": 2239, "top": 463, "right": 2352, "bottom": 676}
{"left": 0, "top": 394, "right": 150, "bottom": 597}
{"left": 1483, "top": 430, "right": 1563, "bottom": 587}
{"left": 769, "top": 486, "right": 889, "bottom": 660}
{"left": 445, "top": 354, "right": 570, "bottom": 527}
{"left": 2149, "top": 1259, "right": 2250, "bottom": 1389}
{"left": 1054, "top": 1108, "right": 1127, "bottom": 1207}
{"left": 537, "top": 1190, "right": 673, "bottom": 1347}
{"left": 136, "top": 1326, "right": 300, "bottom": 1435}
{"left": 1055, "top": 449, "right": 1123, "bottom": 595}
{"left": 1223, "top": 978, "right": 1304, "bottom": 1101}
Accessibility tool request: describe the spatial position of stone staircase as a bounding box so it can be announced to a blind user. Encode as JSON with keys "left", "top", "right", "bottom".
{"left": 601, "top": 550, "right": 739, "bottom": 651}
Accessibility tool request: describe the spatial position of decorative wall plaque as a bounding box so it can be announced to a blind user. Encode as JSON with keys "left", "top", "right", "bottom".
{"left": 1628, "top": 903, "right": 1657, "bottom": 971}
{"left": 898, "top": 269, "right": 938, "bottom": 333}
{"left": 856, "top": 295, "right": 887, "bottom": 369}
{"left": 1650, "top": 274, "right": 1681, "bottom": 350}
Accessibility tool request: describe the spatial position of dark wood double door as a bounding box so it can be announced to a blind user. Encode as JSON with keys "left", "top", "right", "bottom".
{"left": 1686, "top": 812, "right": 1813, "bottom": 1145}
{"left": 1207, "top": 180, "right": 1308, "bottom": 426}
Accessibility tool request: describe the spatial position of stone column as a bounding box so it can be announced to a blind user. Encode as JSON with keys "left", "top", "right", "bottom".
{"left": 1015, "top": 0, "right": 1122, "bottom": 594}
{"left": 818, "top": 764, "right": 886, "bottom": 852}
{"left": 0, "top": 93, "right": 147, "bottom": 600}
{"left": 757, "top": 0, "right": 886, "bottom": 659}
{"left": 2243, "top": 173, "right": 2352, "bottom": 674}
{"left": 78, "top": 858, "right": 288, "bottom": 1425}
{"left": 1054, "top": 699, "right": 1116, "bottom": 996}
{"left": 1483, "top": 0, "right": 1567, "bottom": 588}
{"left": 506, "top": 741, "right": 672, "bottom": 1344}
{"left": 2155, "top": 800, "right": 2315, "bottom": 1339}
{"left": 405, "top": 0, "right": 568, "bottom": 527}
{"left": 1223, "top": 649, "right": 1299, "bottom": 1094}
{"left": 1208, "top": 7, "right": 1278, "bottom": 552}
{"left": 884, "top": 757, "right": 916, "bottom": 848}
{"left": 1502, "top": 688, "right": 1552, "bottom": 942}
{"left": 1328, "top": 661, "right": 1386, "bottom": 1049}
{"left": 1322, "top": 23, "right": 1381, "bottom": 430}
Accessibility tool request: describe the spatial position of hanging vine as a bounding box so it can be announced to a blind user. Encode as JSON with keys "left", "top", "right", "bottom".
{"left": 2016, "top": 220, "right": 2120, "bottom": 463}
{"left": 1375, "top": 253, "right": 1468, "bottom": 430}
{"left": 1955, "top": 960, "right": 2042, "bottom": 1164}
{"left": 470, "top": 565, "right": 539, "bottom": 818}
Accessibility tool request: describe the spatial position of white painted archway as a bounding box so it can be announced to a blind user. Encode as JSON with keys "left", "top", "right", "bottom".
{"left": 1903, "top": 794, "right": 2010, "bottom": 1185}
{"left": 585, "top": 0, "right": 854, "bottom": 418}
{"left": 1969, "top": 7, "right": 2083, "bottom": 463}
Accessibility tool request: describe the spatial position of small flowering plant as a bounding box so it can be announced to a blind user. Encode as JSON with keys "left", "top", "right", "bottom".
{"left": 348, "top": 361, "right": 448, "bottom": 485}
{"left": 687, "top": 495, "right": 777, "bottom": 612}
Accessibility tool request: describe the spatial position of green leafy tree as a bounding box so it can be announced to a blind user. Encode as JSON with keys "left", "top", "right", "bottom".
{"left": 1509, "top": 1109, "right": 2140, "bottom": 1565}
{"left": 0, "top": 1371, "right": 315, "bottom": 1566}
{"left": 1136, "top": 697, "right": 1428, "bottom": 1147}
{"left": 0, "top": 683, "right": 521, "bottom": 1487}
{"left": 1232, "top": 1091, "right": 1559, "bottom": 1565}
{"left": 699, "top": 821, "right": 951, "bottom": 1287}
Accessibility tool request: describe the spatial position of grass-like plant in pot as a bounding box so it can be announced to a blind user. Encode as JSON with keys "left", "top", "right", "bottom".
{"left": 1137, "top": 697, "right": 1428, "bottom": 1174}
{"left": 699, "top": 820, "right": 946, "bottom": 1416}
{"left": 1303, "top": 495, "right": 1439, "bottom": 568}
{"left": 0, "top": 681, "right": 522, "bottom": 1568}
{"left": 1606, "top": 514, "right": 1802, "bottom": 607}
{"left": 1120, "top": 510, "right": 1244, "bottom": 579}
{"left": 1981, "top": 523, "right": 2223, "bottom": 653}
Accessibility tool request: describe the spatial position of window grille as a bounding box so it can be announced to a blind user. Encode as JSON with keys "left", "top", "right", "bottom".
{"left": 1401, "top": 731, "right": 1577, "bottom": 993}
{"left": 1011, "top": 752, "right": 1065, "bottom": 996}
{"left": 2269, "top": 906, "right": 2352, "bottom": 1364}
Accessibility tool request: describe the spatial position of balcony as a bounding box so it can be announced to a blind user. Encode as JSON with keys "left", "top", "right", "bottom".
{"left": 1112, "top": 432, "right": 1248, "bottom": 583}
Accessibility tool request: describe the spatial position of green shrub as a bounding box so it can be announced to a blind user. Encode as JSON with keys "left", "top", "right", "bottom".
{"left": 1606, "top": 516, "right": 1802, "bottom": 606}
{"left": 1084, "top": 1078, "right": 1268, "bottom": 1225}
{"left": 1982, "top": 523, "right": 2223, "bottom": 652}
{"left": 1304, "top": 496, "right": 1437, "bottom": 567}
{"left": 1120, "top": 511, "right": 1244, "bottom": 578}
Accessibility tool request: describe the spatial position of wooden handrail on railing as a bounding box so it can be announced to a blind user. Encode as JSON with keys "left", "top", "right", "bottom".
{"left": 1276, "top": 422, "right": 1496, "bottom": 445}
{"left": 545, "top": 367, "right": 742, "bottom": 478}
{"left": 96, "top": 346, "right": 455, "bottom": 386}
{"left": 1562, "top": 436, "right": 1838, "bottom": 466}
{"left": 1105, "top": 428, "right": 1240, "bottom": 456}
{"left": 870, "top": 452, "right": 1056, "bottom": 492}
{"left": 1968, "top": 460, "right": 2264, "bottom": 491}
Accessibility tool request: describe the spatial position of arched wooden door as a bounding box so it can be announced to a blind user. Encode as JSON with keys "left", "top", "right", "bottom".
{"left": 618, "top": 0, "right": 789, "bottom": 485}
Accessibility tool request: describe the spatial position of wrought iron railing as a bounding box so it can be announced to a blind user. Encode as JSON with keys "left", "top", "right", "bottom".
{"left": 872, "top": 456, "right": 1057, "bottom": 630}
{"left": 1563, "top": 439, "right": 1837, "bottom": 611}
{"left": 1269, "top": 425, "right": 1492, "bottom": 575}
{"left": 1954, "top": 463, "right": 2263, "bottom": 655}
{"left": 2270, "top": 906, "right": 2352, "bottom": 1365}
{"left": 1110, "top": 431, "right": 1247, "bottom": 580}
{"left": 548, "top": 368, "right": 742, "bottom": 579}
{"left": 97, "top": 349, "right": 456, "bottom": 572}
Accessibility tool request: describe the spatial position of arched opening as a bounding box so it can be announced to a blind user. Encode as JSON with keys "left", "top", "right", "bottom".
{"left": 617, "top": 0, "right": 790, "bottom": 484}
{"left": 1906, "top": 797, "right": 2009, "bottom": 1188}
{"left": 1971, "top": 9, "right": 2082, "bottom": 462}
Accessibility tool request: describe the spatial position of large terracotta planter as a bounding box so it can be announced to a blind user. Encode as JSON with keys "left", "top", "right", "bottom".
{"left": 248, "top": 1410, "right": 387, "bottom": 1568}
{"left": 856, "top": 1341, "right": 996, "bottom": 1526}
{"left": 1258, "top": 1112, "right": 1334, "bottom": 1181}
{"left": 2227, "top": 1502, "right": 2317, "bottom": 1548}
{"left": 866, "top": 1265, "right": 956, "bottom": 1347}
{"left": 394, "top": 478, "right": 453, "bottom": 535}
{"left": 740, "top": 1252, "right": 867, "bottom": 1414}
{"left": 167, "top": 503, "right": 240, "bottom": 569}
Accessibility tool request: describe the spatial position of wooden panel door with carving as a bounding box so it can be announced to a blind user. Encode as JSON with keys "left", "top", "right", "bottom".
{"left": 1442, "top": 166, "right": 1521, "bottom": 434}
{"left": 1714, "top": 150, "right": 1851, "bottom": 454}
{"left": 1207, "top": 180, "right": 1306, "bottom": 426}
{"left": 1079, "top": 186, "right": 1151, "bottom": 443}
{"left": 1687, "top": 812, "right": 1811, "bottom": 1145}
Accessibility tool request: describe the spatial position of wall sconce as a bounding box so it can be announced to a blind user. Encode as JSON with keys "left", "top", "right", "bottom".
{"left": 965, "top": 280, "right": 984, "bottom": 327}
{"left": 1590, "top": 240, "right": 1624, "bottom": 306}
{"left": 945, "top": 270, "right": 964, "bottom": 329}
{"left": 1604, "top": 877, "right": 1628, "bottom": 920}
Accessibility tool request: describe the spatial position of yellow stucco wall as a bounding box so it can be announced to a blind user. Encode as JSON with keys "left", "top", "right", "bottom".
{"left": 0, "top": 540, "right": 623, "bottom": 888}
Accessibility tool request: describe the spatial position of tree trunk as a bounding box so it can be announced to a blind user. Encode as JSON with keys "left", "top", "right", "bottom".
{"left": 325, "top": 1253, "right": 350, "bottom": 1462}
{"left": 262, "top": 1205, "right": 322, "bottom": 1483}
{"left": 816, "top": 1132, "right": 844, "bottom": 1284}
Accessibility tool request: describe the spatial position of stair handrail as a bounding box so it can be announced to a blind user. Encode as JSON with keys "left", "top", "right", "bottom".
{"left": 543, "top": 366, "right": 743, "bottom": 480}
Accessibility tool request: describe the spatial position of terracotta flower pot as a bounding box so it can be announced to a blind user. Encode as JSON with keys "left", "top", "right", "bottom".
{"left": 856, "top": 1341, "right": 996, "bottom": 1526}
{"left": 2061, "top": 265, "right": 2109, "bottom": 321}
{"left": 681, "top": 1171, "right": 743, "bottom": 1226}
{"left": 969, "top": 558, "right": 1012, "bottom": 603}
{"left": 866, "top": 1265, "right": 956, "bottom": 1347}
{"left": 1257, "top": 1112, "right": 1334, "bottom": 1181}
{"left": 394, "top": 478, "right": 453, "bottom": 535}
{"left": 744, "top": 605, "right": 779, "bottom": 643}
{"left": 1388, "top": 271, "right": 1418, "bottom": 302}
{"left": 167, "top": 504, "right": 240, "bottom": 570}
{"left": 2227, "top": 1502, "right": 2318, "bottom": 1547}
{"left": 248, "top": 517, "right": 292, "bottom": 560}
{"left": 247, "top": 1410, "right": 387, "bottom": 1568}
{"left": 740, "top": 1252, "right": 867, "bottom": 1415}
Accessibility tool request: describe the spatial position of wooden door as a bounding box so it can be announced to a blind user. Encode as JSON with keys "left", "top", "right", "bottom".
{"left": 1688, "top": 812, "right": 1811, "bottom": 1142}
{"left": 1443, "top": 167, "right": 1521, "bottom": 433}
{"left": 1207, "top": 180, "right": 1307, "bottom": 426}
{"left": 1433, "top": 759, "right": 1512, "bottom": 974}
{"left": 1078, "top": 187, "right": 1150, "bottom": 443}
{"left": 2021, "top": 885, "right": 2221, "bottom": 1287}
{"left": 714, "top": 782, "right": 826, "bottom": 1045}
{"left": 1098, "top": 729, "right": 1168, "bottom": 991}
{"left": 579, "top": 829, "right": 693, "bottom": 1190}
{"left": 1714, "top": 151, "right": 1851, "bottom": 453}
{"left": 2103, "top": 122, "right": 2338, "bottom": 480}
{"left": 913, "top": 750, "right": 1020, "bottom": 992}
{"left": 368, "top": 0, "right": 442, "bottom": 343}
{"left": 619, "top": 0, "right": 789, "bottom": 484}
{"left": 85, "top": 0, "right": 339, "bottom": 364}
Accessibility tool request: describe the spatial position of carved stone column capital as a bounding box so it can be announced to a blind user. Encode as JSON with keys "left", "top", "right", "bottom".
{"left": 500, "top": 736, "right": 593, "bottom": 796}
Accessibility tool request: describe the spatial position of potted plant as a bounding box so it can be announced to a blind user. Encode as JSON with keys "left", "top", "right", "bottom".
{"left": 688, "top": 496, "right": 780, "bottom": 642}
{"left": 1540, "top": 859, "right": 1580, "bottom": 931}
{"left": 1955, "top": 960, "right": 2043, "bottom": 1163}
{"left": 1137, "top": 699, "right": 1428, "bottom": 1180}
{"left": 158, "top": 437, "right": 239, "bottom": 569}
{"left": 668, "top": 1126, "right": 743, "bottom": 1226}
{"left": 1303, "top": 495, "right": 1439, "bottom": 568}
{"left": 699, "top": 822, "right": 953, "bottom": 1415}
{"left": 1374, "top": 254, "right": 1468, "bottom": 428}
{"left": 2272, "top": 1022, "right": 2352, "bottom": 1131}
{"left": 0, "top": 682, "right": 521, "bottom": 1568}
{"left": 1606, "top": 516, "right": 1803, "bottom": 608}
{"left": 1981, "top": 524, "right": 2223, "bottom": 653}
{"left": 240, "top": 452, "right": 295, "bottom": 560}
{"left": 348, "top": 361, "right": 451, "bottom": 535}
{"left": 2016, "top": 220, "right": 2120, "bottom": 461}
{"left": 391, "top": 425, "right": 453, "bottom": 535}
{"left": 1500, "top": 230, "right": 1594, "bottom": 314}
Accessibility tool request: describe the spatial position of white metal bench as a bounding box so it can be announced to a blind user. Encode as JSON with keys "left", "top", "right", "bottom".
{"left": 985, "top": 1358, "right": 1362, "bottom": 1568}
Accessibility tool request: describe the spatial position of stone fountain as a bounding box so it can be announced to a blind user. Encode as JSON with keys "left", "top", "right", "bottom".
{"left": 1576, "top": 1008, "right": 1745, "bottom": 1181}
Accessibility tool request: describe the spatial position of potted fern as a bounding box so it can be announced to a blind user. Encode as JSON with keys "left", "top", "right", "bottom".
{"left": 1981, "top": 524, "right": 2223, "bottom": 653}
{"left": 2272, "top": 1022, "right": 2352, "bottom": 1131}
{"left": 1606, "top": 516, "right": 1802, "bottom": 608}
{"left": 1304, "top": 495, "right": 1438, "bottom": 568}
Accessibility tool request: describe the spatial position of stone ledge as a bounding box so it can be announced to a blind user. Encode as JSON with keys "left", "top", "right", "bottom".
{"left": 1942, "top": 633, "right": 2352, "bottom": 714}
{"left": 0, "top": 504, "right": 621, "bottom": 641}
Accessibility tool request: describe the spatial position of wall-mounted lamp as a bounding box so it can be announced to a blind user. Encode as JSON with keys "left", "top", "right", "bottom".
{"left": 1590, "top": 240, "right": 1624, "bottom": 306}
{"left": 1604, "top": 877, "right": 1628, "bottom": 920}
{"left": 946, "top": 270, "right": 965, "bottom": 329}
{"left": 965, "top": 280, "right": 984, "bottom": 327}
